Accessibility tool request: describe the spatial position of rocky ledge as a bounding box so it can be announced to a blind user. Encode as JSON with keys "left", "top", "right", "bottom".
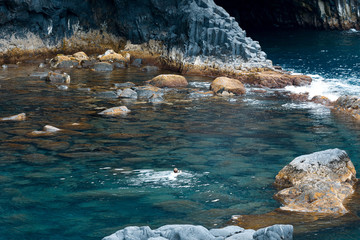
{"left": 103, "top": 224, "right": 293, "bottom": 240}
{"left": 0, "top": 0, "right": 311, "bottom": 88}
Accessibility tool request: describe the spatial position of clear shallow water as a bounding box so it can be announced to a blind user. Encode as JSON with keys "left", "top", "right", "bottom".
{"left": 249, "top": 29, "right": 360, "bottom": 101}
{"left": 0, "top": 65, "right": 360, "bottom": 240}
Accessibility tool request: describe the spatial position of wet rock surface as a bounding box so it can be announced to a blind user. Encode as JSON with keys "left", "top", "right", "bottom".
{"left": 46, "top": 72, "right": 70, "bottom": 84}
{"left": 274, "top": 149, "right": 357, "bottom": 214}
{"left": 98, "top": 106, "right": 131, "bottom": 116}
{"left": 103, "top": 224, "right": 293, "bottom": 240}
{"left": 0, "top": 113, "right": 26, "bottom": 121}
{"left": 149, "top": 74, "right": 188, "bottom": 88}
{"left": 211, "top": 77, "right": 246, "bottom": 95}
{"left": 335, "top": 95, "right": 360, "bottom": 120}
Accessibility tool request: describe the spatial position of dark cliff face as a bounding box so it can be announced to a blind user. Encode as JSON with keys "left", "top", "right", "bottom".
{"left": 215, "top": 0, "right": 360, "bottom": 30}
{"left": 0, "top": 0, "right": 270, "bottom": 69}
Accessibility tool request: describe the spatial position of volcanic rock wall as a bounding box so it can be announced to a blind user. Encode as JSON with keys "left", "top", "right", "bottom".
{"left": 215, "top": 0, "right": 360, "bottom": 30}
{"left": 0, "top": 0, "right": 271, "bottom": 70}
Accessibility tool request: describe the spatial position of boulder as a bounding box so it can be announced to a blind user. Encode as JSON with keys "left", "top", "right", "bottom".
{"left": 50, "top": 55, "right": 78, "bottom": 68}
{"left": 118, "top": 88, "right": 138, "bottom": 99}
{"left": 253, "top": 225, "right": 293, "bottom": 240}
{"left": 94, "top": 62, "right": 113, "bottom": 72}
{"left": 0, "top": 113, "right": 26, "bottom": 121}
{"left": 100, "top": 53, "right": 127, "bottom": 63}
{"left": 103, "top": 226, "right": 157, "bottom": 240}
{"left": 82, "top": 59, "right": 97, "bottom": 68}
{"left": 131, "top": 58, "right": 142, "bottom": 67}
{"left": 98, "top": 106, "right": 131, "bottom": 116}
{"left": 149, "top": 74, "right": 188, "bottom": 88}
{"left": 73, "top": 51, "right": 89, "bottom": 61}
{"left": 238, "top": 71, "right": 312, "bottom": 88}
{"left": 141, "top": 66, "right": 159, "bottom": 72}
{"left": 149, "top": 93, "right": 164, "bottom": 103}
{"left": 210, "top": 226, "right": 245, "bottom": 238}
{"left": 46, "top": 72, "right": 71, "bottom": 84}
{"left": 94, "top": 91, "right": 118, "bottom": 99}
{"left": 274, "top": 149, "right": 357, "bottom": 214}
{"left": 335, "top": 95, "right": 360, "bottom": 119}
{"left": 224, "top": 230, "right": 255, "bottom": 240}
{"left": 155, "top": 225, "right": 215, "bottom": 240}
{"left": 210, "top": 77, "right": 246, "bottom": 95}
{"left": 30, "top": 125, "right": 61, "bottom": 136}
{"left": 133, "top": 85, "right": 163, "bottom": 99}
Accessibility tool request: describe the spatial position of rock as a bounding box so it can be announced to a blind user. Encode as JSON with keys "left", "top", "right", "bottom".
{"left": 94, "top": 62, "right": 114, "bottom": 72}
{"left": 210, "top": 226, "right": 245, "bottom": 238}
{"left": 131, "top": 58, "right": 142, "bottom": 67}
{"left": 133, "top": 85, "right": 163, "bottom": 99}
{"left": 335, "top": 95, "right": 360, "bottom": 120}
{"left": 46, "top": 71, "right": 71, "bottom": 84}
{"left": 149, "top": 74, "right": 188, "bottom": 88}
{"left": 73, "top": 51, "right": 89, "bottom": 61}
{"left": 103, "top": 226, "right": 157, "bottom": 240}
{"left": 118, "top": 88, "right": 137, "bottom": 99}
{"left": 149, "top": 93, "right": 164, "bottom": 103}
{"left": 82, "top": 59, "right": 97, "bottom": 68}
{"left": 124, "top": 53, "right": 131, "bottom": 62}
{"left": 94, "top": 91, "right": 118, "bottom": 99}
{"left": 114, "top": 82, "right": 136, "bottom": 88}
{"left": 98, "top": 106, "right": 131, "bottom": 116}
{"left": 0, "top": 113, "right": 26, "bottom": 121}
{"left": 274, "top": 149, "right": 357, "bottom": 214}
{"left": 189, "top": 90, "right": 214, "bottom": 99}
{"left": 238, "top": 71, "right": 312, "bottom": 88}
{"left": 210, "top": 77, "right": 246, "bottom": 95}
{"left": 113, "top": 62, "right": 126, "bottom": 68}
{"left": 100, "top": 52, "right": 127, "bottom": 63}
{"left": 155, "top": 225, "right": 215, "bottom": 240}
{"left": 311, "top": 95, "right": 332, "bottom": 106}
{"left": 38, "top": 63, "right": 46, "bottom": 68}
{"left": 253, "top": 225, "right": 293, "bottom": 240}
{"left": 50, "top": 55, "right": 78, "bottom": 68}
{"left": 30, "top": 125, "right": 61, "bottom": 136}
{"left": 141, "top": 66, "right": 159, "bottom": 72}
{"left": 224, "top": 230, "right": 255, "bottom": 240}
{"left": 30, "top": 72, "right": 49, "bottom": 79}
{"left": 57, "top": 85, "right": 68, "bottom": 90}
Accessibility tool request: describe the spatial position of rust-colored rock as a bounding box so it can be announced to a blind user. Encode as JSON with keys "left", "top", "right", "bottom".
{"left": 238, "top": 70, "right": 312, "bottom": 88}
{"left": 99, "top": 49, "right": 127, "bottom": 63}
{"left": 98, "top": 106, "right": 131, "bottom": 116}
{"left": 210, "top": 77, "right": 246, "bottom": 95}
{"left": 274, "top": 149, "right": 357, "bottom": 214}
{"left": 73, "top": 51, "right": 89, "bottom": 61}
{"left": 334, "top": 95, "right": 360, "bottom": 120}
{"left": 149, "top": 74, "right": 188, "bottom": 88}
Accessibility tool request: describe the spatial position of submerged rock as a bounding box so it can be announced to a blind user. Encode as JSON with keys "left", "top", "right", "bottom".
{"left": 98, "top": 106, "right": 131, "bottom": 116}
{"left": 210, "top": 77, "right": 246, "bottom": 95}
{"left": 103, "top": 224, "right": 293, "bottom": 240}
{"left": 30, "top": 125, "right": 62, "bottom": 136}
{"left": 46, "top": 72, "right": 71, "bottom": 84}
{"left": 141, "top": 66, "right": 159, "bottom": 72}
{"left": 114, "top": 82, "right": 136, "bottom": 88}
{"left": 118, "top": 88, "right": 138, "bottom": 99}
{"left": 94, "top": 62, "right": 114, "bottom": 72}
{"left": 0, "top": 113, "right": 26, "bottom": 121}
{"left": 133, "top": 85, "right": 163, "bottom": 99}
{"left": 274, "top": 149, "right": 357, "bottom": 214}
{"left": 149, "top": 74, "right": 188, "bottom": 88}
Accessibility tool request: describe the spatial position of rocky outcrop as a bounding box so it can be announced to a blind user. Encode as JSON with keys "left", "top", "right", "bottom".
{"left": 334, "top": 95, "right": 360, "bottom": 120}
{"left": 210, "top": 77, "right": 246, "bottom": 95}
{"left": 0, "top": 0, "right": 271, "bottom": 69}
{"left": 274, "top": 149, "right": 357, "bottom": 214}
{"left": 216, "top": 0, "right": 360, "bottom": 30}
{"left": 103, "top": 224, "right": 293, "bottom": 240}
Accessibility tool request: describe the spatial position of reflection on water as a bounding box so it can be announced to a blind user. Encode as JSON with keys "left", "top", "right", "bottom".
{"left": 1, "top": 65, "right": 360, "bottom": 239}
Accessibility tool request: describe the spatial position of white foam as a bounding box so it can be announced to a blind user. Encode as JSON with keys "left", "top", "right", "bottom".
{"left": 285, "top": 74, "right": 360, "bottom": 102}
{"left": 189, "top": 82, "right": 211, "bottom": 88}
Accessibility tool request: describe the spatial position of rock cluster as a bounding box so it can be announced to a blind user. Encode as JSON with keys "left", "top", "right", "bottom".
{"left": 103, "top": 224, "right": 293, "bottom": 240}
{"left": 274, "top": 149, "right": 357, "bottom": 214}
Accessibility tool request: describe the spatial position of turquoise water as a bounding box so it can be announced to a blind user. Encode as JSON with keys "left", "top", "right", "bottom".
{"left": 1, "top": 36, "right": 360, "bottom": 240}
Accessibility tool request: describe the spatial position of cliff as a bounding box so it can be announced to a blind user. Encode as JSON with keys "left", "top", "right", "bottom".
{"left": 215, "top": 0, "right": 360, "bottom": 30}
{"left": 0, "top": 0, "right": 271, "bottom": 71}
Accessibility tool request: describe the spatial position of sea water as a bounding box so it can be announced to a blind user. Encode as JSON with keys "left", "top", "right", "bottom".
{"left": 0, "top": 32, "right": 360, "bottom": 239}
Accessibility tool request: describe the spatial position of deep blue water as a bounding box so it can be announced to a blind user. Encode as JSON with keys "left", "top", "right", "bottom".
{"left": 1, "top": 30, "right": 360, "bottom": 240}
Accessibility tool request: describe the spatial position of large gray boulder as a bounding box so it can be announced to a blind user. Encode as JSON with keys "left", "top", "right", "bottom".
{"left": 155, "top": 225, "right": 215, "bottom": 240}
{"left": 253, "top": 225, "right": 293, "bottom": 240}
